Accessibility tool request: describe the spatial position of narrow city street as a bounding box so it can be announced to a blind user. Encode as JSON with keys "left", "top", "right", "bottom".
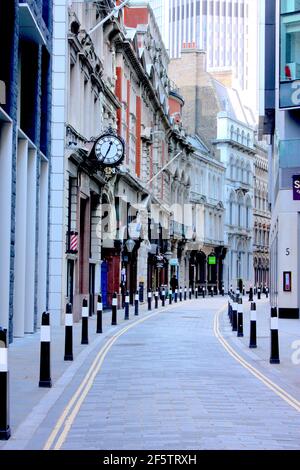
{"left": 4, "top": 297, "right": 300, "bottom": 451}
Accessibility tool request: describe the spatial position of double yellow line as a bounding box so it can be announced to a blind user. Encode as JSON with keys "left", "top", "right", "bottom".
{"left": 45, "top": 303, "right": 300, "bottom": 450}
{"left": 214, "top": 306, "right": 300, "bottom": 413}
{"left": 44, "top": 309, "right": 164, "bottom": 450}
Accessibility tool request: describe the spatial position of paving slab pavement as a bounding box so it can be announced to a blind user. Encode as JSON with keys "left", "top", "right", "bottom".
{"left": 2, "top": 295, "right": 300, "bottom": 450}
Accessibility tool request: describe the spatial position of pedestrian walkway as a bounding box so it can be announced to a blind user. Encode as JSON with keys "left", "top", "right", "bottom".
{"left": 0, "top": 297, "right": 193, "bottom": 450}
{"left": 219, "top": 295, "right": 300, "bottom": 402}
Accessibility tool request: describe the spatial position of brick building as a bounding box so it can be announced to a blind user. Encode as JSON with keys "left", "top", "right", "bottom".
{"left": 49, "top": 0, "right": 198, "bottom": 322}
{"left": 253, "top": 142, "right": 270, "bottom": 288}
{"left": 0, "top": 0, "right": 53, "bottom": 341}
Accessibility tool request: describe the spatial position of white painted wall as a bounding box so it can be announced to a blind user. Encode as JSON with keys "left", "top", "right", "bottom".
{"left": 0, "top": 117, "right": 13, "bottom": 330}
{"left": 14, "top": 138, "right": 28, "bottom": 337}
{"left": 25, "top": 148, "right": 37, "bottom": 333}
{"left": 270, "top": 190, "right": 300, "bottom": 311}
{"left": 49, "top": 0, "right": 68, "bottom": 325}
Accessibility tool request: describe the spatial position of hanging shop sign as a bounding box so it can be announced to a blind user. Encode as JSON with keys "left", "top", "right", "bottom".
{"left": 169, "top": 258, "right": 179, "bottom": 266}
{"left": 292, "top": 175, "right": 300, "bottom": 201}
{"left": 208, "top": 255, "right": 217, "bottom": 265}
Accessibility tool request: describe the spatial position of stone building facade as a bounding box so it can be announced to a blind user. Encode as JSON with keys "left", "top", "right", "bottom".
{"left": 253, "top": 142, "right": 270, "bottom": 288}
{"left": 0, "top": 0, "right": 53, "bottom": 341}
{"left": 49, "top": 0, "right": 202, "bottom": 322}
{"left": 169, "top": 48, "right": 262, "bottom": 291}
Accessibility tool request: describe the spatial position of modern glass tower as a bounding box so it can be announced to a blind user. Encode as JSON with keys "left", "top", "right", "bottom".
{"left": 150, "top": 0, "right": 252, "bottom": 93}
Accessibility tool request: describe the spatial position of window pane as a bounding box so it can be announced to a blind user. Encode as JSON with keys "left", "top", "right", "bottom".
{"left": 281, "top": 13, "right": 300, "bottom": 81}
{"left": 281, "top": 0, "right": 300, "bottom": 14}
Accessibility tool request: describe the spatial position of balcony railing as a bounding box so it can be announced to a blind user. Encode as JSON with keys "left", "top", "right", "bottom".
{"left": 279, "top": 139, "right": 300, "bottom": 168}
{"left": 170, "top": 220, "right": 191, "bottom": 239}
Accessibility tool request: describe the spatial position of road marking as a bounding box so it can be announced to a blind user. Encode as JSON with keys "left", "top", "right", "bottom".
{"left": 44, "top": 307, "right": 172, "bottom": 450}
{"left": 214, "top": 306, "right": 300, "bottom": 413}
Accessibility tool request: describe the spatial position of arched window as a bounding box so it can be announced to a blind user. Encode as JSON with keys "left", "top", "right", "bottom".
{"left": 230, "top": 156, "right": 234, "bottom": 179}
{"left": 241, "top": 130, "right": 245, "bottom": 144}
{"left": 212, "top": 175, "right": 216, "bottom": 199}
{"left": 229, "top": 191, "right": 235, "bottom": 225}
{"left": 237, "top": 128, "right": 241, "bottom": 142}
{"left": 246, "top": 164, "right": 251, "bottom": 185}
{"left": 247, "top": 133, "right": 251, "bottom": 146}
{"left": 241, "top": 160, "right": 245, "bottom": 183}
{"left": 245, "top": 196, "right": 252, "bottom": 229}
{"left": 236, "top": 159, "right": 240, "bottom": 181}
{"left": 230, "top": 125, "right": 235, "bottom": 140}
{"left": 237, "top": 194, "right": 244, "bottom": 227}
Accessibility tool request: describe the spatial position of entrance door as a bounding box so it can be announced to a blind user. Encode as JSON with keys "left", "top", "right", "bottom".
{"left": 89, "top": 263, "right": 95, "bottom": 316}
{"left": 101, "top": 261, "right": 108, "bottom": 308}
{"left": 67, "top": 259, "right": 75, "bottom": 305}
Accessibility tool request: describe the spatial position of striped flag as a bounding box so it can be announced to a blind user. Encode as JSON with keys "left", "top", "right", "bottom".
{"left": 68, "top": 231, "right": 78, "bottom": 253}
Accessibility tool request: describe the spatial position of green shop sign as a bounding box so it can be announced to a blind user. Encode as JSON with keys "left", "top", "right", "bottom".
{"left": 208, "top": 255, "right": 217, "bottom": 265}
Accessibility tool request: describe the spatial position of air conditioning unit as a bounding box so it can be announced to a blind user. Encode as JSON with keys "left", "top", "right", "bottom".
{"left": 285, "top": 62, "right": 300, "bottom": 80}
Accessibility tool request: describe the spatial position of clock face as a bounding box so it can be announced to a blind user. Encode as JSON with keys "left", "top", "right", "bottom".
{"left": 94, "top": 133, "right": 125, "bottom": 167}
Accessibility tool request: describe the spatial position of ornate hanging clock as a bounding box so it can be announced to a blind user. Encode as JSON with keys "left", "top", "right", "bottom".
{"left": 94, "top": 128, "right": 125, "bottom": 168}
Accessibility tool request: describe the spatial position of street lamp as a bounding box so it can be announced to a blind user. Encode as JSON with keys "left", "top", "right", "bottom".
{"left": 164, "top": 241, "right": 173, "bottom": 261}
{"left": 125, "top": 238, "right": 135, "bottom": 253}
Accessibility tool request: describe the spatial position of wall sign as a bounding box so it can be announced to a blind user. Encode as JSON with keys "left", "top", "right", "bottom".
{"left": 280, "top": 81, "right": 300, "bottom": 109}
{"left": 293, "top": 175, "right": 300, "bottom": 200}
{"left": 208, "top": 255, "right": 217, "bottom": 266}
{"left": 283, "top": 271, "right": 292, "bottom": 292}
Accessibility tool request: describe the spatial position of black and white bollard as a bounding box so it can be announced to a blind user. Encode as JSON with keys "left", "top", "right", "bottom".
{"left": 184, "top": 287, "right": 187, "bottom": 301}
{"left": 96, "top": 295, "right": 103, "bottom": 333}
{"left": 175, "top": 288, "right": 178, "bottom": 303}
{"left": 195, "top": 287, "right": 198, "bottom": 299}
{"left": 64, "top": 303, "right": 73, "bottom": 361}
{"left": 81, "top": 299, "right": 89, "bottom": 344}
{"left": 155, "top": 290, "right": 159, "bottom": 309}
{"left": 265, "top": 287, "right": 269, "bottom": 299}
{"left": 169, "top": 290, "right": 173, "bottom": 305}
{"left": 257, "top": 287, "right": 261, "bottom": 300}
{"left": 39, "top": 312, "right": 52, "bottom": 388}
{"left": 237, "top": 298, "right": 244, "bottom": 337}
{"left": 210, "top": 287, "right": 213, "bottom": 297}
{"left": 148, "top": 290, "right": 152, "bottom": 311}
{"left": 124, "top": 291, "right": 130, "bottom": 320}
{"left": 202, "top": 287, "right": 205, "bottom": 298}
{"left": 135, "top": 291, "right": 139, "bottom": 316}
{"left": 221, "top": 286, "right": 225, "bottom": 297}
{"left": 179, "top": 287, "right": 182, "bottom": 302}
{"left": 249, "top": 286, "right": 254, "bottom": 302}
{"left": 112, "top": 293, "right": 118, "bottom": 325}
{"left": 270, "top": 307, "right": 280, "bottom": 364}
{"left": 0, "top": 328, "right": 10, "bottom": 440}
{"left": 189, "top": 287, "right": 192, "bottom": 300}
{"left": 229, "top": 300, "right": 233, "bottom": 325}
{"left": 249, "top": 302, "right": 257, "bottom": 348}
{"left": 162, "top": 288, "right": 166, "bottom": 307}
{"left": 232, "top": 296, "right": 238, "bottom": 332}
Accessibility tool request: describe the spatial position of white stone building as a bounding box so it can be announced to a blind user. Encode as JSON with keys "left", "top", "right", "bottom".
{"left": 216, "top": 109, "right": 256, "bottom": 291}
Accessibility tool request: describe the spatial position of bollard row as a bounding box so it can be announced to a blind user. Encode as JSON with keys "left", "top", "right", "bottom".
{"left": 226, "top": 290, "right": 281, "bottom": 365}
